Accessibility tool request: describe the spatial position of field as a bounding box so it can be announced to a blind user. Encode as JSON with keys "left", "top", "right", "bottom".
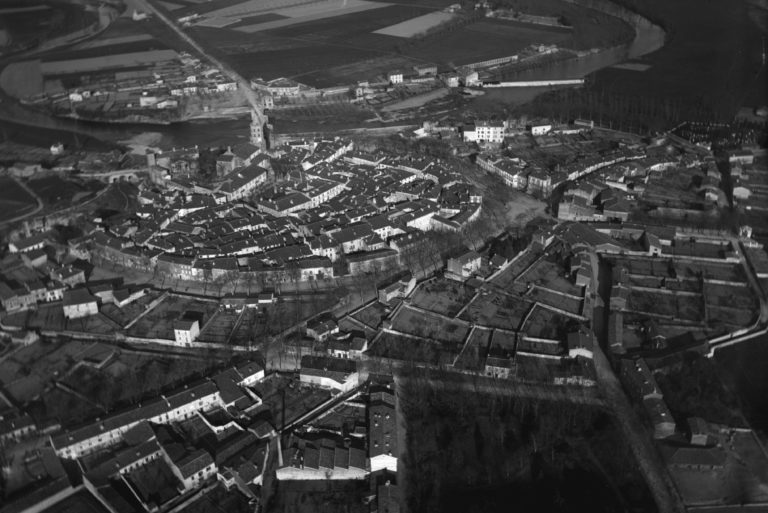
{"left": 410, "top": 277, "right": 475, "bottom": 317}
{"left": 0, "top": 176, "right": 37, "bottom": 222}
{"left": 374, "top": 11, "right": 456, "bottom": 38}
{"left": 178, "top": 0, "right": 625, "bottom": 87}
{"left": 405, "top": 20, "right": 571, "bottom": 67}
{"left": 391, "top": 305, "right": 469, "bottom": 345}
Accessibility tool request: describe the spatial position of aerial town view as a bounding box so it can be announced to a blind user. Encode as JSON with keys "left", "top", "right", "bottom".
{"left": 0, "top": 0, "right": 766, "bottom": 511}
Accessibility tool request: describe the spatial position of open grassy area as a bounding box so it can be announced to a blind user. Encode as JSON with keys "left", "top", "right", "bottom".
{"left": 184, "top": 0, "right": 631, "bottom": 87}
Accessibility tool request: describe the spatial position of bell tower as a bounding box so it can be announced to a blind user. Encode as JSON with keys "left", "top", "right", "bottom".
{"left": 250, "top": 109, "right": 265, "bottom": 149}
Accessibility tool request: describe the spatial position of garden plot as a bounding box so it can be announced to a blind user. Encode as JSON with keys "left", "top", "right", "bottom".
{"left": 520, "top": 304, "right": 570, "bottom": 340}
{"left": 391, "top": 305, "right": 469, "bottom": 345}
{"left": 127, "top": 294, "right": 219, "bottom": 340}
{"left": 410, "top": 277, "right": 475, "bottom": 317}
{"left": 460, "top": 292, "right": 533, "bottom": 331}
{"left": 517, "top": 258, "right": 583, "bottom": 297}
{"left": 351, "top": 301, "right": 389, "bottom": 329}
{"left": 197, "top": 310, "right": 241, "bottom": 344}
{"left": 490, "top": 249, "right": 541, "bottom": 289}
{"left": 627, "top": 290, "right": 704, "bottom": 322}
{"left": 367, "top": 332, "right": 458, "bottom": 366}
{"left": 528, "top": 286, "right": 583, "bottom": 315}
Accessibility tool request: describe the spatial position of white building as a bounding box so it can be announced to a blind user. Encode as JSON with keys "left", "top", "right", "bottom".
{"left": 174, "top": 319, "right": 200, "bottom": 346}
{"left": 300, "top": 356, "right": 358, "bottom": 392}
{"left": 62, "top": 289, "right": 99, "bottom": 320}
{"left": 388, "top": 71, "right": 403, "bottom": 84}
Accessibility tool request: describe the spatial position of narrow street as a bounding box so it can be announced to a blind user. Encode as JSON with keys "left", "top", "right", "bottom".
{"left": 590, "top": 252, "right": 685, "bottom": 513}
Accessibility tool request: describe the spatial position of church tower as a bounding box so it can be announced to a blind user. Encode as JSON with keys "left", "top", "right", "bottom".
{"left": 250, "top": 109, "right": 266, "bottom": 149}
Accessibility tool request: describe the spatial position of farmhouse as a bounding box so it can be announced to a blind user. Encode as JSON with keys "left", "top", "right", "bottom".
{"left": 62, "top": 288, "right": 99, "bottom": 320}
{"left": 300, "top": 356, "right": 358, "bottom": 392}
{"left": 446, "top": 249, "right": 481, "bottom": 278}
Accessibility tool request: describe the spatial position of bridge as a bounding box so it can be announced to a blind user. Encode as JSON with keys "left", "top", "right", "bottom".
{"left": 136, "top": 0, "right": 267, "bottom": 148}
{"left": 85, "top": 168, "right": 147, "bottom": 183}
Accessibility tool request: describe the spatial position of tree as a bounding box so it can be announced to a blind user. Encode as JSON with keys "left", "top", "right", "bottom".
{"left": 197, "top": 148, "right": 221, "bottom": 182}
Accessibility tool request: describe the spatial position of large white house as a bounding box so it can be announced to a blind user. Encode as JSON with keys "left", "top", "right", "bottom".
{"left": 299, "top": 355, "right": 358, "bottom": 392}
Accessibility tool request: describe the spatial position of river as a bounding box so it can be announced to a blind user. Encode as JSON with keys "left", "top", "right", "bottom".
{"left": 0, "top": 0, "right": 667, "bottom": 151}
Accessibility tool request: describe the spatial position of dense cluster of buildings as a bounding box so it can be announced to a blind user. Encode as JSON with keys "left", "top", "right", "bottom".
{"left": 36, "top": 52, "right": 241, "bottom": 121}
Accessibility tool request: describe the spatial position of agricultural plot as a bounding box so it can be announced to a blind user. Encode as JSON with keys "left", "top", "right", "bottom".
{"left": 197, "top": 310, "right": 241, "bottom": 344}
{"left": 528, "top": 286, "right": 583, "bottom": 315}
{"left": 453, "top": 327, "right": 491, "bottom": 371}
{"left": 627, "top": 290, "right": 704, "bottom": 322}
{"left": 99, "top": 292, "right": 162, "bottom": 327}
{"left": 127, "top": 294, "right": 219, "bottom": 339}
{"left": 460, "top": 292, "right": 533, "bottom": 331}
{"left": 367, "top": 332, "right": 457, "bottom": 366}
{"left": 374, "top": 11, "right": 455, "bottom": 38}
{"left": 404, "top": 19, "right": 571, "bottom": 67}
{"left": 490, "top": 249, "right": 542, "bottom": 289}
{"left": 391, "top": 306, "right": 469, "bottom": 345}
{"left": 521, "top": 304, "right": 569, "bottom": 340}
{"left": 351, "top": 301, "right": 388, "bottom": 329}
{"left": 518, "top": 258, "right": 582, "bottom": 296}
{"left": 410, "top": 277, "right": 475, "bottom": 317}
